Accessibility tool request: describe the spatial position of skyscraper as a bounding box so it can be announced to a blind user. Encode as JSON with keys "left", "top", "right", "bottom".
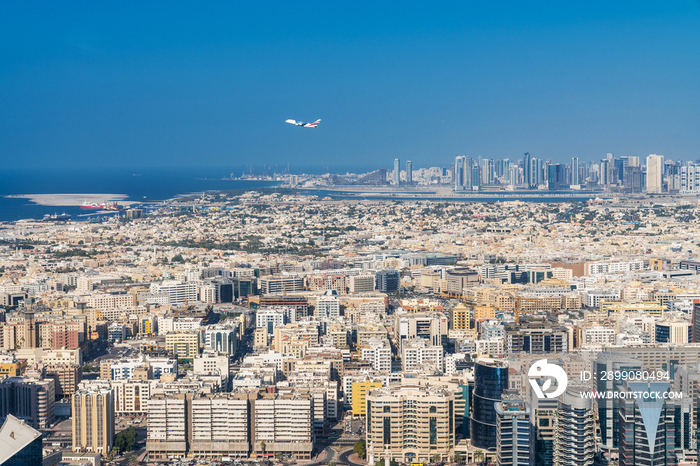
{"left": 571, "top": 157, "right": 579, "bottom": 185}
{"left": 464, "top": 156, "right": 473, "bottom": 190}
{"left": 548, "top": 164, "right": 561, "bottom": 191}
{"left": 393, "top": 158, "right": 400, "bottom": 186}
{"left": 406, "top": 160, "right": 412, "bottom": 184}
{"left": 523, "top": 153, "right": 531, "bottom": 188}
{"left": 647, "top": 154, "right": 664, "bottom": 193}
{"left": 553, "top": 385, "right": 595, "bottom": 466}
{"left": 72, "top": 384, "right": 115, "bottom": 454}
{"left": 618, "top": 380, "right": 677, "bottom": 466}
{"left": 530, "top": 383, "right": 558, "bottom": 466}
{"left": 471, "top": 358, "right": 509, "bottom": 451}
{"left": 472, "top": 164, "right": 480, "bottom": 190}
{"left": 454, "top": 156, "right": 465, "bottom": 191}
{"left": 496, "top": 392, "right": 533, "bottom": 466}
{"left": 596, "top": 352, "right": 643, "bottom": 451}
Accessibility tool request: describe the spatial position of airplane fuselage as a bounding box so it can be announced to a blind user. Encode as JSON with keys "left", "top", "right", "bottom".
{"left": 286, "top": 118, "right": 320, "bottom": 128}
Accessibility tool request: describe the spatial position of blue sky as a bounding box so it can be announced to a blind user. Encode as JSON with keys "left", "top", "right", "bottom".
{"left": 1, "top": 1, "right": 699, "bottom": 173}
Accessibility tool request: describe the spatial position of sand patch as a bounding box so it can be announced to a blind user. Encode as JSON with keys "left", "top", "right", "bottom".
{"left": 6, "top": 193, "right": 135, "bottom": 206}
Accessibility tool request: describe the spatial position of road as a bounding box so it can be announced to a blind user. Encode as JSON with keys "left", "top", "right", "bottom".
{"left": 305, "top": 447, "right": 335, "bottom": 466}
{"left": 338, "top": 448, "right": 366, "bottom": 466}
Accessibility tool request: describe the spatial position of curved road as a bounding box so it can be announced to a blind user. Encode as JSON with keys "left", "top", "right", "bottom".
{"left": 307, "top": 447, "right": 335, "bottom": 466}
{"left": 338, "top": 448, "right": 366, "bottom": 466}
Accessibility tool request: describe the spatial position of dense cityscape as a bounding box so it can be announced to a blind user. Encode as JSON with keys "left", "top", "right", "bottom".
{"left": 242, "top": 153, "right": 699, "bottom": 198}
{"left": 2, "top": 2, "right": 699, "bottom": 466}
{"left": 2, "top": 184, "right": 700, "bottom": 466}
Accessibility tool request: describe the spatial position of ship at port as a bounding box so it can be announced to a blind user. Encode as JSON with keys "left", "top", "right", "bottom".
{"left": 42, "top": 212, "right": 71, "bottom": 222}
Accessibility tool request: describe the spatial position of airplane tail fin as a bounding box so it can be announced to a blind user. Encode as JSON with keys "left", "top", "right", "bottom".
{"left": 309, "top": 119, "right": 321, "bottom": 127}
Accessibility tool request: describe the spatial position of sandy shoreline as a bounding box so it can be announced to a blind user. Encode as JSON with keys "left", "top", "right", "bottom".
{"left": 6, "top": 193, "right": 135, "bottom": 207}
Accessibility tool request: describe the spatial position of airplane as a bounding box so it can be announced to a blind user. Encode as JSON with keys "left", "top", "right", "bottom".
{"left": 285, "top": 118, "right": 321, "bottom": 128}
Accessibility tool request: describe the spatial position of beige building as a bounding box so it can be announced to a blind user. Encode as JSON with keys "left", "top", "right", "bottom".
{"left": 450, "top": 303, "right": 471, "bottom": 330}
{"left": 252, "top": 392, "right": 314, "bottom": 459}
{"left": 190, "top": 393, "right": 249, "bottom": 458}
{"left": 72, "top": 385, "right": 115, "bottom": 454}
{"left": 254, "top": 327, "right": 269, "bottom": 347}
{"left": 356, "top": 323, "right": 388, "bottom": 346}
{"left": 366, "top": 385, "right": 455, "bottom": 463}
{"left": 147, "top": 393, "right": 189, "bottom": 459}
{"left": 45, "top": 363, "right": 82, "bottom": 397}
{"left": 646, "top": 153, "right": 664, "bottom": 193}
{"left": 113, "top": 379, "right": 153, "bottom": 414}
{"left": 147, "top": 389, "right": 313, "bottom": 460}
{"left": 165, "top": 332, "right": 200, "bottom": 360}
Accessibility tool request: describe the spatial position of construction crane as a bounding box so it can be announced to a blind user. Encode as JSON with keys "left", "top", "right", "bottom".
{"left": 505, "top": 290, "right": 541, "bottom": 323}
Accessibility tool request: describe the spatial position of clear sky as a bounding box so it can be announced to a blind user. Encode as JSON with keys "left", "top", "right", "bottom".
{"left": 1, "top": 1, "right": 699, "bottom": 173}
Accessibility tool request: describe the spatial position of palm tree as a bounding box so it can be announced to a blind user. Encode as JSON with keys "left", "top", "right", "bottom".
{"left": 473, "top": 450, "right": 483, "bottom": 465}
{"left": 452, "top": 452, "right": 463, "bottom": 464}
{"left": 260, "top": 441, "right": 266, "bottom": 457}
{"left": 432, "top": 454, "right": 441, "bottom": 463}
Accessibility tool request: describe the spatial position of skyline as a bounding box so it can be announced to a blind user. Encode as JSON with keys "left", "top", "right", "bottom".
{"left": 1, "top": 2, "right": 700, "bottom": 170}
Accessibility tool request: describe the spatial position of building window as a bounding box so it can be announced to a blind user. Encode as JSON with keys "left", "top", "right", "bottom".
{"left": 429, "top": 417, "right": 437, "bottom": 445}
{"left": 383, "top": 417, "right": 391, "bottom": 445}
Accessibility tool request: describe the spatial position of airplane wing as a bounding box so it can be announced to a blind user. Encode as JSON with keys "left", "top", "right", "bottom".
{"left": 285, "top": 119, "right": 303, "bottom": 126}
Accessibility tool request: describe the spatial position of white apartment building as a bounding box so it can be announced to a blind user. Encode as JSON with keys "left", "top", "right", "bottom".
{"left": 204, "top": 325, "right": 238, "bottom": 354}
{"left": 315, "top": 290, "right": 340, "bottom": 318}
{"left": 85, "top": 293, "right": 134, "bottom": 309}
{"left": 193, "top": 351, "right": 230, "bottom": 383}
{"left": 149, "top": 281, "right": 197, "bottom": 305}
{"left": 147, "top": 394, "right": 187, "bottom": 459}
{"left": 358, "top": 338, "right": 391, "bottom": 372}
{"left": 190, "top": 393, "right": 249, "bottom": 457}
{"left": 256, "top": 309, "right": 285, "bottom": 333}
{"left": 77, "top": 276, "right": 119, "bottom": 292}
{"left": 200, "top": 285, "right": 216, "bottom": 304}
{"left": 681, "top": 163, "right": 700, "bottom": 193}
{"left": 481, "top": 322, "right": 505, "bottom": 340}
{"left": 445, "top": 353, "right": 466, "bottom": 375}
{"left": 252, "top": 394, "right": 314, "bottom": 459}
{"left": 474, "top": 338, "right": 504, "bottom": 356}
{"left": 585, "top": 290, "right": 620, "bottom": 308}
{"left": 401, "top": 338, "right": 443, "bottom": 373}
{"left": 581, "top": 326, "right": 616, "bottom": 346}
{"left": 110, "top": 356, "right": 177, "bottom": 380}
{"left": 585, "top": 260, "right": 644, "bottom": 277}
{"left": 157, "top": 316, "right": 203, "bottom": 335}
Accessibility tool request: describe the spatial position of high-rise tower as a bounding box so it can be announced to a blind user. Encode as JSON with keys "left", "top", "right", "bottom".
{"left": 471, "top": 358, "right": 509, "bottom": 452}
{"left": 646, "top": 154, "right": 664, "bottom": 193}
{"left": 496, "top": 391, "right": 532, "bottom": 466}
{"left": 553, "top": 384, "right": 595, "bottom": 466}
{"left": 393, "top": 158, "right": 400, "bottom": 186}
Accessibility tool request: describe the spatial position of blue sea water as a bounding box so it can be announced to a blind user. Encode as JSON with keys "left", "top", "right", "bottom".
{"left": 0, "top": 167, "right": 280, "bottom": 222}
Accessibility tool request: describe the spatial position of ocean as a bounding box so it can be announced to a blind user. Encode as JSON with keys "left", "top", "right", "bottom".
{"left": 0, "top": 167, "right": 280, "bottom": 222}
